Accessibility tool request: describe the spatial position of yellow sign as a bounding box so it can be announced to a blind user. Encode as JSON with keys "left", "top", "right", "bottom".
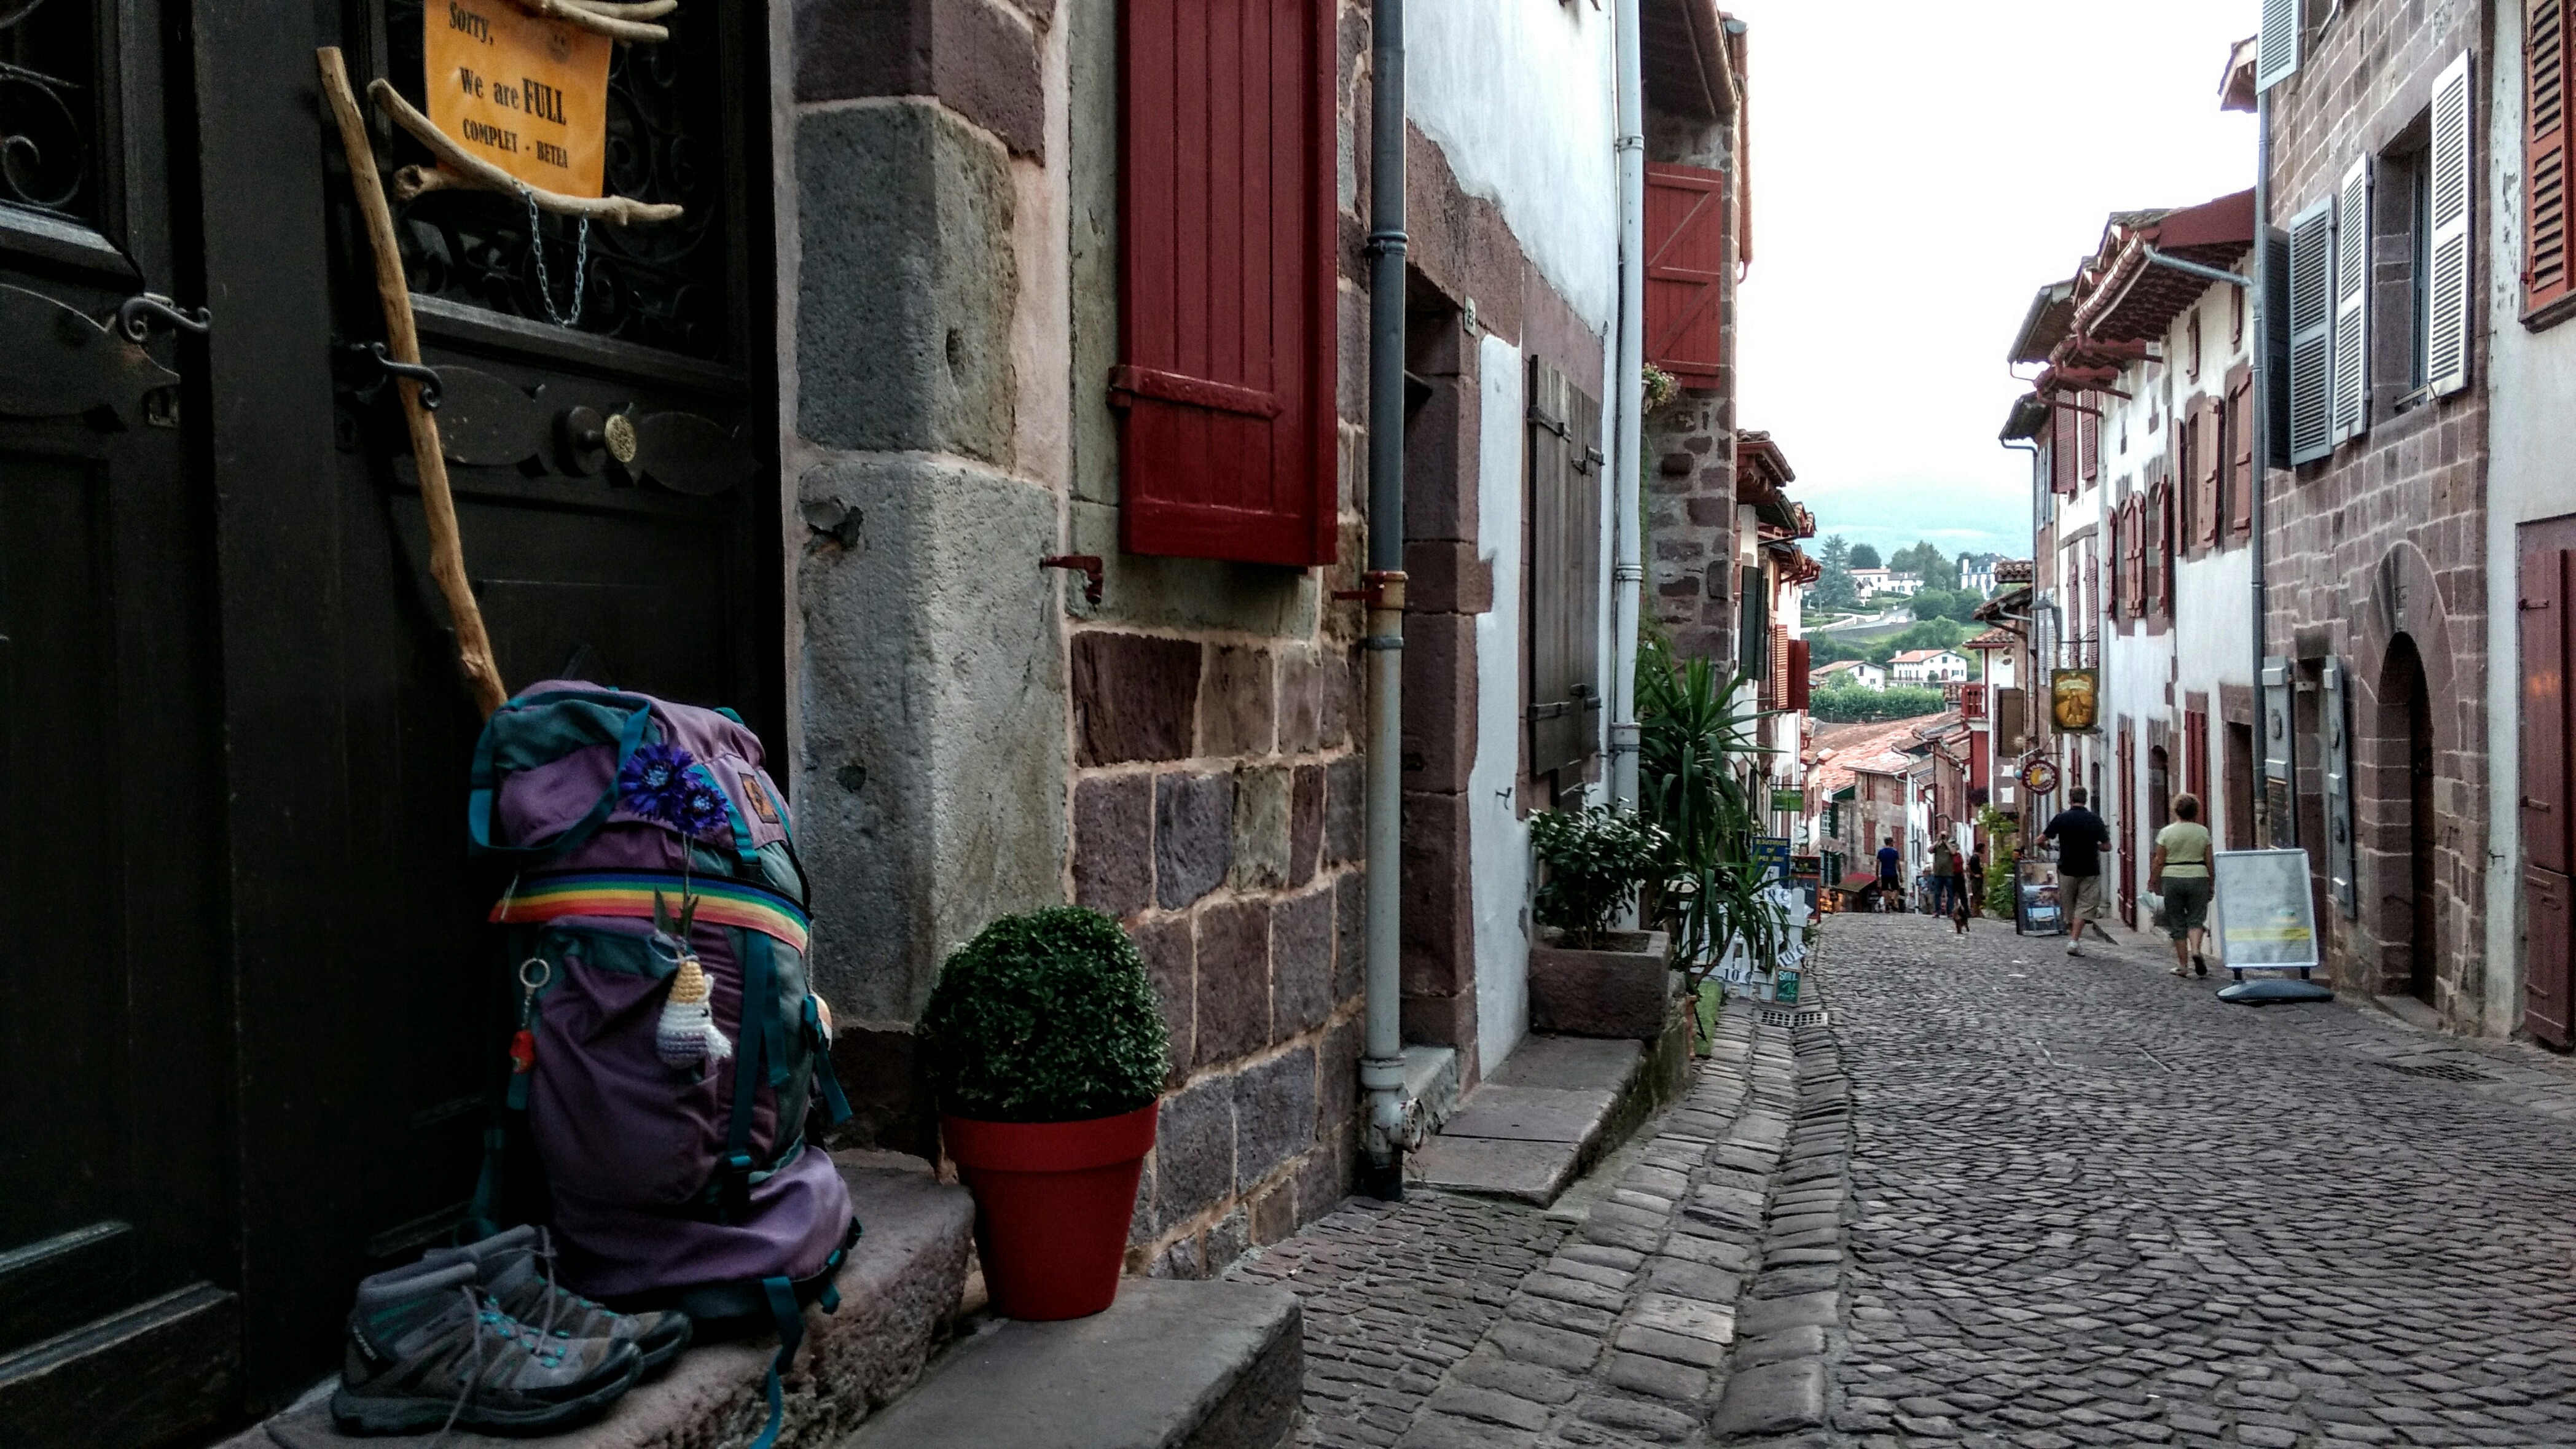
{"left": 2049, "top": 668, "right": 2099, "bottom": 734}
{"left": 425, "top": 1, "right": 613, "bottom": 197}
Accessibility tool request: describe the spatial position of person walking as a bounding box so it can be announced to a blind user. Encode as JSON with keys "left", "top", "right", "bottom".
{"left": 2043, "top": 787, "right": 2114, "bottom": 956}
{"left": 1876, "top": 835, "right": 1901, "bottom": 912}
{"left": 1963, "top": 848, "right": 1984, "bottom": 917}
{"left": 1929, "top": 839, "right": 1958, "bottom": 918}
{"left": 2151, "top": 793, "right": 2215, "bottom": 978}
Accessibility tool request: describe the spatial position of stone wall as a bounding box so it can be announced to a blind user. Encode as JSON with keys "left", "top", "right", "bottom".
{"left": 2261, "top": 0, "right": 2492, "bottom": 1025}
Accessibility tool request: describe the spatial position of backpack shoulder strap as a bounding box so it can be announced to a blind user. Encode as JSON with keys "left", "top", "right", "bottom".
{"left": 469, "top": 700, "right": 656, "bottom": 861}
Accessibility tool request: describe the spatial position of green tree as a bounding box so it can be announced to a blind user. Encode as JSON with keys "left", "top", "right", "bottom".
{"left": 1808, "top": 684, "right": 1948, "bottom": 724}
{"left": 1805, "top": 634, "right": 1867, "bottom": 666}
{"left": 1847, "top": 542, "right": 1883, "bottom": 569}
{"left": 1887, "top": 541, "right": 1957, "bottom": 591}
{"left": 1809, "top": 535, "right": 1858, "bottom": 612}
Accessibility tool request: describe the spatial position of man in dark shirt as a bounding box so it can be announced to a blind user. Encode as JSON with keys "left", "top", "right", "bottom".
{"left": 1876, "top": 835, "right": 1901, "bottom": 912}
{"left": 2043, "top": 787, "right": 2114, "bottom": 955}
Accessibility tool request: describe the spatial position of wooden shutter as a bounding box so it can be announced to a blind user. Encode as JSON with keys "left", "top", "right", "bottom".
{"left": 2258, "top": 0, "right": 2300, "bottom": 90}
{"left": 2194, "top": 400, "right": 2223, "bottom": 548}
{"left": 2078, "top": 393, "right": 2099, "bottom": 484}
{"left": 2177, "top": 408, "right": 2199, "bottom": 551}
{"left": 1644, "top": 163, "right": 1727, "bottom": 381}
{"left": 2427, "top": 52, "right": 2475, "bottom": 397}
{"left": 1527, "top": 360, "right": 1603, "bottom": 776}
{"left": 2186, "top": 707, "right": 2210, "bottom": 804}
{"left": 2530, "top": 866, "right": 2574, "bottom": 1047}
{"left": 2155, "top": 483, "right": 2177, "bottom": 617}
{"left": 2530, "top": 0, "right": 2575, "bottom": 316}
{"left": 2331, "top": 157, "right": 2371, "bottom": 443}
{"left": 2226, "top": 364, "right": 2254, "bottom": 537}
{"left": 2051, "top": 404, "right": 2078, "bottom": 494}
{"left": 2124, "top": 499, "right": 2145, "bottom": 617}
{"left": 1116, "top": 0, "right": 1336, "bottom": 566}
{"left": 2524, "top": 534, "right": 2572, "bottom": 875}
{"left": 1788, "top": 639, "right": 1811, "bottom": 710}
{"left": 2285, "top": 197, "right": 2337, "bottom": 463}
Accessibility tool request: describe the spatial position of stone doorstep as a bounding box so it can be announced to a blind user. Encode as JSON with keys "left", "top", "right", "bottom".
{"left": 225, "top": 1156, "right": 974, "bottom": 1449}
{"left": 844, "top": 1278, "right": 1302, "bottom": 1449}
{"left": 1410, "top": 1031, "right": 1682, "bottom": 1206}
{"left": 1403, "top": 1045, "right": 1464, "bottom": 1136}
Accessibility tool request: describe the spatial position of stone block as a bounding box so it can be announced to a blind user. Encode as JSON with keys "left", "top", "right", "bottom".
{"left": 1277, "top": 647, "right": 1325, "bottom": 754}
{"left": 1324, "top": 754, "right": 1365, "bottom": 863}
{"left": 1072, "top": 773, "right": 1153, "bottom": 918}
{"left": 1317, "top": 1015, "right": 1361, "bottom": 1144}
{"left": 1400, "top": 611, "right": 1478, "bottom": 795}
{"left": 795, "top": 101, "right": 1015, "bottom": 460}
{"left": 1156, "top": 771, "right": 1232, "bottom": 908}
{"left": 1400, "top": 990, "right": 1474, "bottom": 1052}
{"left": 794, "top": 0, "right": 1047, "bottom": 159}
{"left": 1288, "top": 764, "right": 1325, "bottom": 886}
{"left": 1154, "top": 1074, "right": 1235, "bottom": 1224}
{"left": 796, "top": 455, "right": 1062, "bottom": 1021}
{"left": 1199, "top": 644, "right": 1277, "bottom": 757}
{"left": 1710, "top": 1356, "right": 1828, "bottom": 1437}
{"left": 1249, "top": 1176, "right": 1298, "bottom": 1246}
{"left": 1194, "top": 897, "right": 1273, "bottom": 1064}
{"left": 1411, "top": 1135, "right": 1578, "bottom": 1204}
{"left": 1317, "top": 646, "right": 1355, "bottom": 749}
{"left": 1077, "top": 633, "right": 1201, "bottom": 767}
{"left": 1270, "top": 886, "right": 1336, "bottom": 1039}
{"left": 1405, "top": 538, "right": 1495, "bottom": 614}
{"left": 1400, "top": 790, "right": 1473, "bottom": 992}
{"left": 1229, "top": 765, "right": 1293, "bottom": 891}
{"left": 1204, "top": 1208, "right": 1250, "bottom": 1273}
{"left": 1527, "top": 933, "right": 1675, "bottom": 1039}
{"left": 1334, "top": 869, "right": 1366, "bottom": 1004}
{"left": 844, "top": 1279, "right": 1301, "bottom": 1449}
{"left": 1129, "top": 915, "right": 1194, "bottom": 1084}
{"left": 1233, "top": 1044, "right": 1319, "bottom": 1189}
{"left": 827, "top": 1025, "right": 936, "bottom": 1160}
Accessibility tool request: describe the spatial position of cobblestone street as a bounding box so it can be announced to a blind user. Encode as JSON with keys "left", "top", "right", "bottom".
{"left": 1233, "top": 912, "right": 2576, "bottom": 1448}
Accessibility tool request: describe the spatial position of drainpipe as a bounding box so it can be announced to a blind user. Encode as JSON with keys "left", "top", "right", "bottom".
{"left": 2249, "top": 90, "right": 2276, "bottom": 846}
{"left": 1607, "top": 0, "right": 1647, "bottom": 811}
{"left": 1359, "top": 0, "right": 1419, "bottom": 1202}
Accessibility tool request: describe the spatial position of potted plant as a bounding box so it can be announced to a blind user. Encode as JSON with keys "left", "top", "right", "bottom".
{"left": 1526, "top": 805, "right": 1674, "bottom": 1037}
{"left": 919, "top": 906, "right": 1169, "bottom": 1320}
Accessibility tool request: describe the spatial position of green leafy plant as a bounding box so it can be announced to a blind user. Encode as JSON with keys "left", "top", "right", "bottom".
{"left": 1809, "top": 684, "right": 1950, "bottom": 724}
{"left": 919, "top": 907, "right": 1169, "bottom": 1123}
{"left": 1530, "top": 806, "right": 1670, "bottom": 950}
{"left": 1978, "top": 805, "right": 2020, "bottom": 917}
{"left": 1633, "top": 633, "right": 1785, "bottom": 1045}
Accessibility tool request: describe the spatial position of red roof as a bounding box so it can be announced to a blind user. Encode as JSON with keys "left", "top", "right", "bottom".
{"left": 1963, "top": 627, "right": 2017, "bottom": 651}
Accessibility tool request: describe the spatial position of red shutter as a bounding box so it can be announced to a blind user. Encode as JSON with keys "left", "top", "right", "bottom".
{"left": 2051, "top": 405, "right": 2078, "bottom": 495}
{"left": 1116, "top": 0, "right": 1337, "bottom": 566}
{"left": 2531, "top": 0, "right": 2576, "bottom": 315}
{"left": 2525, "top": 536, "right": 2572, "bottom": 877}
{"left": 2078, "top": 393, "right": 2099, "bottom": 484}
{"left": 2195, "top": 401, "right": 2223, "bottom": 548}
{"left": 2226, "top": 365, "right": 2253, "bottom": 537}
{"left": 1645, "top": 163, "right": 1728, "bottom": 381}
{"left": 1788, "top": 638, "right": 1811, "bottom": 709}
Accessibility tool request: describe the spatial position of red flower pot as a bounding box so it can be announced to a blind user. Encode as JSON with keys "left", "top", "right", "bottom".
{"left": 940, "top": 1101, "right": 1158, "bottom": 1321}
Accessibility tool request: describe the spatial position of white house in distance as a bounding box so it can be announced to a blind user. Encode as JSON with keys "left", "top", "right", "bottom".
{"left": 1960, "top": 556, "right": 1998, "bottom": 598}
{"left": 1889, "top": 648, "right": 1969, "bottom": 684}
{"left": 1812, "top": 658, "right": 1887, "bottom": 692}
{"left": 1847, "top": 567, "right": 1922, "bottom": 601}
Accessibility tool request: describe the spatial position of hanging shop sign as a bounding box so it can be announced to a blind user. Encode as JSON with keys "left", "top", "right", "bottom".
{"left": 2049, "top": 667, "right": 2100, "bottom": 733}
{"left": 2018, "top": 757, "right": 2059, "bottom": 797}
{"left": 426, "top": 1, "right": 616, "bottom": 196}
{"left": 1771, "top": 787, "right": 1804, "bottom": 814}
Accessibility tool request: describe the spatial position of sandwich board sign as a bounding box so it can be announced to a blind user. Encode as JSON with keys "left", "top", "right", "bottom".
{"left": 2210, "top": 848, "right": 2330, "bottom": 1001}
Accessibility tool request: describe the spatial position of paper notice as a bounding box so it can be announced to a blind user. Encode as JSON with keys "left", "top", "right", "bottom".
{"left": 423, "top": 0, "right": 614, "bottom": 197}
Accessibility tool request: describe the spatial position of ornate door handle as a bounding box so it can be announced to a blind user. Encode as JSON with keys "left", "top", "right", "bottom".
{"left": 112, "top": 293, "right": 211, "bottom": 343}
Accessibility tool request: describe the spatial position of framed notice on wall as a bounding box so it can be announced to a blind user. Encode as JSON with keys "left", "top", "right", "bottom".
{"left": 2212, "top": 848, "right": 2320, "bottom": 971}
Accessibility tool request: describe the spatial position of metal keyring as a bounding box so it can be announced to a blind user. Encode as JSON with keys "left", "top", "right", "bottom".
{"left": 519, "top": 958, "right": 554, "bottom": 991}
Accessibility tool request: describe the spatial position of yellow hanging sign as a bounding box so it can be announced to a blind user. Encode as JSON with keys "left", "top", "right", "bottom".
{"left": 423, "top": 1, "right": 614, "bottom": 198}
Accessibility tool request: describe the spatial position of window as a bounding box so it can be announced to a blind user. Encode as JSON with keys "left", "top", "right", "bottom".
{"left": 2177, "top": 405, "right": 2199, "bottom": 547}
{"left": 2188, "top": 308, "right": 2203, "bottom": 381}
{"left": 2226, "top": 363, "right": 2254, "bottom": 537}
{"left": 1116, "top": 0, "right": 1337, "bottom": 564}
{"left": 2194, "top": 398, "right": 2223, "bottom": 550}
{"left": 2529, "top": 1, "right": 2575, "bottom": 318}
{"left": 1527, "top": 359, "right": 1604, "bottom": 778}
{"left": 2078, "top": 393, "right": 2099, "bottom": 485}
{"left": 2412, "top": 153, "right": 2433, "bottom": 386}
{"left": 2233, "top": 281, "right": 2247, "bottom": 347}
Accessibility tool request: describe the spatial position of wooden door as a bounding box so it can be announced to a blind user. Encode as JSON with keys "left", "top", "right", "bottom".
{"left": 0, "top": 0, "right": 242, "bottom": 1441}
{"left": 2521, "top": 521, "right": 2575, "bottom": 1045}
{"left": 1526, "top": 359, "right": 1602, "bottom": 781}
{"left": 2117, "top": 722, "right": 2136, "bottom": 925}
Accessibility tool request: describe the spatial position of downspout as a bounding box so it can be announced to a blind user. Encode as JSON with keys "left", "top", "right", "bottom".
{"left": 1607, "top": 0, "right": 1646, "bottom": 810}
{"left": 1359, "top": 0, "right": 1419, "bottom": 1201}
{"left": 2249, "top": 89, "right": 2277, "bottom": 846}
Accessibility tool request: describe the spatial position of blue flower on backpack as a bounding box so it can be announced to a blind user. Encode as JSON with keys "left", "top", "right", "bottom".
{"left": 619, "top": 743, "right": 730, "bottom": 838}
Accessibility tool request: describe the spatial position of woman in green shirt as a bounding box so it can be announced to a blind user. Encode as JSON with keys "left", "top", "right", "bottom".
{"left": 2150, "top": 794, "right": 2214, "bottom": 978}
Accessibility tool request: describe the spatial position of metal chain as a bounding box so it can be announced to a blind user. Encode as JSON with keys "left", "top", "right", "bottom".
{"left": 525, "top": 190, "right": 590, "bottom": 329}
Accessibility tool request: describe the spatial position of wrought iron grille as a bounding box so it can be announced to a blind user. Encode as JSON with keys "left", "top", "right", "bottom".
{"left": 0, "top": 0, "right": 97, "bottom": 223}
{"left": 381, "top": 0, "right": 734, "bottom": 360}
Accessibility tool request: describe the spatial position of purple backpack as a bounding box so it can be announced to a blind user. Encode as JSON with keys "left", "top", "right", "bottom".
{"left": 464, "top": 682, "right": 856, "bottom": 1400}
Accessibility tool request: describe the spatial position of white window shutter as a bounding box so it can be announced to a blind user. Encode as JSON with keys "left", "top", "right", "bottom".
{"left": 2258, "top": 0, "right": 2301, "bottom": 91}
{"left": 2286, "top": 198, "right": 2338, "bottom": 464}
{"left": 2426, "top": 52, "right": 2475, "bottom": 397}
{"left": 2331, "top": 157, "right": 2371, "bottom": 443}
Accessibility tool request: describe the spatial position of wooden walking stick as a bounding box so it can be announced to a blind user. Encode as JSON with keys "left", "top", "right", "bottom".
{"left": 316, "top": 46, "right": 510, "bottom": 719}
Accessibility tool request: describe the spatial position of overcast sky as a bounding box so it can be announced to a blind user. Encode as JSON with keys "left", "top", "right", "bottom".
{"left": 1721, "top": 0, "right": 2258, "bottom": 567}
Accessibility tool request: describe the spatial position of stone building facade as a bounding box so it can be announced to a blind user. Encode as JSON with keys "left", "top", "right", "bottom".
{"left": 2258, "top": 0, "right": 2492, "bottom": 1025}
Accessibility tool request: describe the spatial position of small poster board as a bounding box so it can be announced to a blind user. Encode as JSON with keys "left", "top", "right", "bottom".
{"left": 2014, "top": 856, "right": 2064, "bottom": 936}
{"left": 1752, "top": 835, "right": 1791, "bottom": 885}
{"left": 2211, "top": 848, "right": 2320, "bottom": 973}
{"left": 426, "top": 0, "right": 616, "bottom": 197}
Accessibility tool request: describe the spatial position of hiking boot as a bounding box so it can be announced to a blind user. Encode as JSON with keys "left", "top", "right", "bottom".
{"left": 426, "top": 1226, "right": 693, "bottom": 1373}
{"left": 332, "top": 1260, "right": 643, "bottom": 1436}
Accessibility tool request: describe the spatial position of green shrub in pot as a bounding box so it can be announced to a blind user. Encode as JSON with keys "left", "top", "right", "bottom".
{"left": 1529, "top": 805, "right": 1669, "bottom": 950}
{"left": 918, "top": 905, "right": 1169, "bottom": 1123}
